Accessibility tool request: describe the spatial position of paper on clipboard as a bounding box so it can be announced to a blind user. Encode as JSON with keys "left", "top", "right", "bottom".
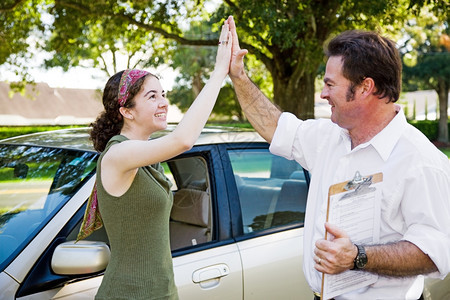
{"left": 321, "top": 172, "right": 383, "bottom": 300}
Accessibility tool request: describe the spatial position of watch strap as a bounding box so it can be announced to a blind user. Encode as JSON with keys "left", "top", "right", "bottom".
{"left": 352, "top": 244, "right": 367, "bottom": 270}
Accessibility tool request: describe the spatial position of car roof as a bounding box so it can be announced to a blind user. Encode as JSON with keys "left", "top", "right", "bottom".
{"left": 0, "top": 125, "right": 266, "bottom": 151}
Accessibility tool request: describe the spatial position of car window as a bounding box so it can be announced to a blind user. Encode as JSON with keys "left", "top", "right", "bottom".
{"left": 165, "top": 156, "right": 209, "bottom": 191}
{"left": 0, "top": 145, "right": 97, "bottom": 271}
{"left": 166, "top": 156, "right": 213, "bottom": 250}
{"left": 68, "top": 156, "right": 213, "bottom": 252}
{"left": 228, "top": 148, "right": 308, "bottom": 234}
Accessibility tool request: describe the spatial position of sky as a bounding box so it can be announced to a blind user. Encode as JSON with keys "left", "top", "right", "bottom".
{"left": 30, "top": 66, "right": 107, "bottom": 90}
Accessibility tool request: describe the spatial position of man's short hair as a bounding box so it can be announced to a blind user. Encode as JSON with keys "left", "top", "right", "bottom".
{"left": 325, "top": 30, "right": 402, "bottom": 103}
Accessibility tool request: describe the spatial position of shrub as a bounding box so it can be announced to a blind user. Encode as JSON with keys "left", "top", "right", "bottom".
{"left": 408, "top": 120, "right": 450, "bottom": 142}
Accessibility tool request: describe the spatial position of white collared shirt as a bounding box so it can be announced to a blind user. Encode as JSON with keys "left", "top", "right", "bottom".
{"left": 269, "top": 106, "right": 450, "bottom": 299}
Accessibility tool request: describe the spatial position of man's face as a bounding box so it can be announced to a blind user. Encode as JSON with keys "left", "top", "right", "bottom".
{"left": 320, "top": 56, "right": 363, "bottom": 130}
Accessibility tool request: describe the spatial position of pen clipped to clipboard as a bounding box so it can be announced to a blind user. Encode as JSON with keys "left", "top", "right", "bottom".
{"left": 321, "top": 171, "right": 383, "bottom": 300}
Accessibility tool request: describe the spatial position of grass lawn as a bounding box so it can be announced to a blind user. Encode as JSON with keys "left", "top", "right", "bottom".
{"left": 440, "top": 148, "right": 450, "bottom": 158}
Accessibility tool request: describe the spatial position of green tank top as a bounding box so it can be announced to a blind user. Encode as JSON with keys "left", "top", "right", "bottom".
{"left": 95, "top": 135, "right": 178, "bottom": 300}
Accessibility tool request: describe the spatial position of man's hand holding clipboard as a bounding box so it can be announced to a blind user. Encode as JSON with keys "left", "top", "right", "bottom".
{"left": 316, "top": 172, "right": 383, "bottom": 300}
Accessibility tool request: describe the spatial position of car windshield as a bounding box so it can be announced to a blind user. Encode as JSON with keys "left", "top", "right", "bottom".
{"left": 0, "top": 144, "right": 97, "bottom": 271}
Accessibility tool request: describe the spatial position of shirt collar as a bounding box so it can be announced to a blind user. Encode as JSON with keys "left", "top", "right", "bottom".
{"left": 339, "top": 104, "right": 407, "bottom": 161}
{"left": 370, "top": 104, "right": 407, "bottom": 161}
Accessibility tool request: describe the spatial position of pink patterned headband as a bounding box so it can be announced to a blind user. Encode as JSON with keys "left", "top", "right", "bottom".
{"left": 117, "top": 69, "right": 150, "bottom": 106}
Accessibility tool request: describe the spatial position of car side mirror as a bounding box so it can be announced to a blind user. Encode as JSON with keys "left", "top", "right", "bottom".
{"left": 51, "top": 241, "right": 110, "bottom": 275}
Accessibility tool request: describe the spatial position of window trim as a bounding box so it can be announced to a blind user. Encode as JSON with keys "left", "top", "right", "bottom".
{"left": 219, "top": 142, "right": 309, "bottom": 241}
{"left": 169, "top": 145, "right": 235, "bottom": 256}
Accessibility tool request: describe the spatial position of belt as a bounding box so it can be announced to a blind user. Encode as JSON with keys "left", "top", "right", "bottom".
{"left": 313, "top": 292, "right": 335, "bottom": 300}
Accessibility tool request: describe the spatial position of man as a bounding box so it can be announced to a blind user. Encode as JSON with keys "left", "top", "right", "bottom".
{"left": 227, "top": 16, "right": 450, "bottom": 299}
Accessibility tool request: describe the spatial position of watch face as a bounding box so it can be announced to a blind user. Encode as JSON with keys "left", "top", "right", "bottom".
{"left": 355, "top": 245, "right": 368, "bottom": 269}
{"left": 356, "top": 253, "right": 368, "bottom": 268}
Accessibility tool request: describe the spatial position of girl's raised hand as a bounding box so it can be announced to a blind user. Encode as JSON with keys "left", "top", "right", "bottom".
{"left": 214, "top": 20, "right": 232, "bottom": 78}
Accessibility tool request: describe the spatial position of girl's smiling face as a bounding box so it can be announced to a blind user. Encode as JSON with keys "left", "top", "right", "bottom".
{"left": 131, "top": 75, "right": 169, "bottom": 134}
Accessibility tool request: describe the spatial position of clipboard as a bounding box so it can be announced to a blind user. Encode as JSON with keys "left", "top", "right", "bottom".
{"left": 320, "top": 171, "right": 383, "bottom": 300}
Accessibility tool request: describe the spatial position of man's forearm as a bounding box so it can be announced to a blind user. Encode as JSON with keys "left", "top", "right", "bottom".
{"left": 365, "top": 241, "right": 437, "bottom": 277}
{"left": 232, "top": 74, "right": 281, "bottom": 143}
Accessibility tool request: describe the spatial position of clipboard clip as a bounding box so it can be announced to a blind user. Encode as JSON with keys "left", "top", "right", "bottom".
{"left": 344, "top": 171, "right": 373, "bottom": 191}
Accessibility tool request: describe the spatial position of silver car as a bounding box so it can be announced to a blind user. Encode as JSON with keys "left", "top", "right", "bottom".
{"left": 0, "top": 127, "right": 447, "bottom": 299}
{"left": 0, "top": 127, "right": 311, "bottom": 299}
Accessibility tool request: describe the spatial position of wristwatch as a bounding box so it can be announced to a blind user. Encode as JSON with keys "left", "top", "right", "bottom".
{"left": 352, "top": 244, "right": 368, "bottom": 270}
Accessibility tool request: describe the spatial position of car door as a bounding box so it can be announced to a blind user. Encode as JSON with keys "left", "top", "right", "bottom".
{"left": 173, "top": 244, "right": 242, "bottom": 299}
{"left": 14, "top": 146, "right": 243, "bottom": 300}
{"left": 221, "top": 144, "right": 312, "bottom": 299}
{"left": 167, "top": 147, "right": 243, "bottom": 299}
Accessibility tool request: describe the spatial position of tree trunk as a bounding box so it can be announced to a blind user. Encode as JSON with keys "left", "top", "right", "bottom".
{"left": 272, "top": 70, "right": 316, "bottom": 120}
{"left": 437, "top": 78, "right": 449, "bottom": 144}
{"left": 192, "top": 73, "right": 204, "bottom": 98}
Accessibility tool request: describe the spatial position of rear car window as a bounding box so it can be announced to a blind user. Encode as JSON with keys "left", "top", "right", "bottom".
{"left": 228, "top": 148, "right": 308, "bottom": 234}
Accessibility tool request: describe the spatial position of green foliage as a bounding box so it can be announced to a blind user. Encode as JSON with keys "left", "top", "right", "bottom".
{"left": 408, "top": 120, "right": 450, "bottom": 141}
{"left": 441, "top": 148, "right": 450, "bottom": 157}
{"left": 402, "top": 51, "right": 450, "bottom": 92}
{"left": 207, "top": 122, "right": 253, "bottom": 129}
{"left": 0, "top": 1, "right": 41, "bottom": 65}
{"left": 1, "top": 0, "right": 448, "bottom": 118}
{"left": 212, "top": 84, "right": 245, "bottom": 121}
{"left": 44, "top": 1, "right": 174, "bottom": 76}
{"left": 169, "top": 79, "right": 245, "bottom": 121}
{"left": 0, "top": 0, "right": 45, "bottom": 91}
{"left": 400, "top": 9, "right": 449, "bottom": 142}
{"left": 212, "top": 0, "right": 429, "bottom": 117}
{"left": 167, "top": 20, "right": 273, "bottom": 120}
{"left": 400, "top": 8, "right": 449, "bottom": 90}
{"left": 166, "top": 21, "right": 218, "bottom": 113}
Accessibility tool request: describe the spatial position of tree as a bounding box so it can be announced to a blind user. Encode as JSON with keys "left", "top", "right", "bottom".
{"left": 1, "top": 0, "right": 447, "bottom": 118}
{"left": 43, "top": 1, "right": 179, "bottom": 78}
{"left": 401, "top": 9, "right": 449, "bottom": 143}
{"left": 169, "top": 45, "right": 272, "bottom": 121}
{"left": 168, "top": 21, "right": 274, "bottom": 121}
{"left": 0, "top": 0, "right": 43, "bottom": 91}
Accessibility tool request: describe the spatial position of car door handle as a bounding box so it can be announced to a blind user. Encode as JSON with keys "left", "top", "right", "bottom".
{"left": 192, "top": 263, "right": 230, "bottom": 283}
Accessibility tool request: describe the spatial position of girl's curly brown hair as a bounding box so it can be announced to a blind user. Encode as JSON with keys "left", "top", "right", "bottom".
{"left": 90, "top": 70, "right": 153, "bottom": 152}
